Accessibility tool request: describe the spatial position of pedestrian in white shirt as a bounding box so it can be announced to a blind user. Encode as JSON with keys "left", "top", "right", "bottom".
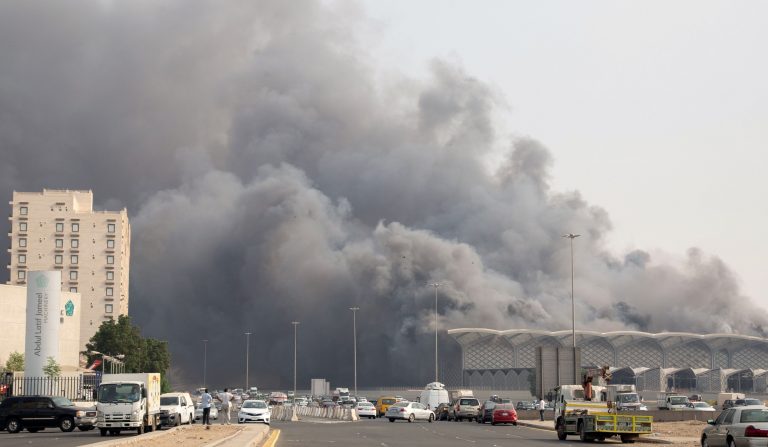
{"left": 538, "top": 398, "right": 547, "bottom": 421}
{"left": 201, "top": 389, "right": 213, "bottom": 427}
{"left": 217, "top": 388, "right": 234, "bottom": 425}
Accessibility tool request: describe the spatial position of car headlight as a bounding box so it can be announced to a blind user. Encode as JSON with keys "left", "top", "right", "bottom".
{"left": 76, "top": 410, "right": 86, "bottom": 417}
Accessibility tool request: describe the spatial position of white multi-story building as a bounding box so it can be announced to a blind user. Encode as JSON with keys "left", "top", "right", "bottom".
{"left": 7, "top": 189, "right": 131, "bottom": 351}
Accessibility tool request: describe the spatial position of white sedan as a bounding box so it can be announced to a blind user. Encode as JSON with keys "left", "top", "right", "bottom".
{"left": 356, "top": 401, "right": 376, "bottom": 419}
{"left": 385, "top": 402, "right": 435, "bottom": 423}
{"left": 690, "top": 402, "right": 716, "bottom": 412}
{"left": 194, "top": 403, "right": 218, "bottom": 422}
{"left": 238, "top": 400, "right": 271, "bottom": 425}
{"left": 701, "top": 405, "right": 768, "bottom": 447}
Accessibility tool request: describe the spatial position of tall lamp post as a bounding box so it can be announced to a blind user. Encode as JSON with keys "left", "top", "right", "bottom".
{"left": 562, "top": 233, "right": 581, "bottom": 385}
{"left": 202, "top": 339, "right": 208, "bottom": 388}
{"left": 350, "top": 307, "right": 360, "bottom": 398}
{"left": 245, "top": 332, "right": 252, "bottom": 392}
{"left": 429, "top": 283, "right": 440, "bottom": 383}
{"left": 292, "top": 322, "right": 300, "bottom": 405}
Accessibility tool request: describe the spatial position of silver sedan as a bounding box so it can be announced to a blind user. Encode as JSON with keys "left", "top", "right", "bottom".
{"left": 701, "top": 405, "right": 768, "bottom": 447}
{"left": 385, "top": 402, "right": 435, "bottom": 423}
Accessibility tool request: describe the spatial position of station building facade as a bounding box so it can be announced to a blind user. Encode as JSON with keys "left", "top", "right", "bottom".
{"left": 448, "top": 329, "right": 768, "bottom": 393}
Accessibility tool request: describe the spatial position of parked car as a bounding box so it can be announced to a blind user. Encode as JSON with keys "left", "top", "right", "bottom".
{"left": 355, "top": 401, "right": 377, "bottom": 419}
{"left": 701, "top": 405, "right": 768, "bottom": 447}
{"left": 690, "top": 394, "right": 703, "bottom": 402}
{"left": 723, "top": 398, "right": 762, "bottom": 410}
{"left": 194, "top": 402, "right": 219, "bottom": 421}
{"left": 385, "top": 402, "right": 435, "bottom": 423}
{"left": 491, "top": 403, "right": 518, "bottom": 426}
{"left": 452, "top": 397, "right": 480, "bottom": 421}
{"left": 0, "top": 396, "right": 96, "bottom": 433}
{"left": 689, "top": 402, "right": 716, "bottom": 412}
{"left": 477, "top": 401, "right": 497, "bottom": 424}
{"left": 160, "top": 392, "right": 195, "bottom": 427}
{"left": 435, "top": 403, "right": 452, "bottom": 421}
{"left": 238, "top": 400, "right": 270, "bottom": 425}
{"left": 376, "top": 396, "right": 397, "bottom": 417}
{"left": 515, "top": 401, "right": 536, "bottom": 411}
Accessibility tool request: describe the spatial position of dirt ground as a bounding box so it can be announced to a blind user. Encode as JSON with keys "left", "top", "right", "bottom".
{"left": 641, "top": 420, "right": 706, "bottom": 446}
{"left": 107, "top": 425, "right": 243, "bottom": 447}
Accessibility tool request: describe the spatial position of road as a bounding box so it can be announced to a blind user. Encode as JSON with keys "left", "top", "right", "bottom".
{"left": 0, "top": 428, "right": 106, "bottom": 447}
{"left": 274, "top": 418, "right": 565, "bottom": 447}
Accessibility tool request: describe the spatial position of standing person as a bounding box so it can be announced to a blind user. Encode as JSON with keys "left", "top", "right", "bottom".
{"left": 584, "top": 376, "right": 594, "bottom": 401}
{"left": 201, "top": 388, "right": 213, "bottom": 428}
{"left": 538, "top": 398, "right": 547, "bottom": 421}
{"left": 217, "top": 388, "right": 233, "bottom": 425}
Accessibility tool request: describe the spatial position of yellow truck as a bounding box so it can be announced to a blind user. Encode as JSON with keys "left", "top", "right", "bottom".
{"left": 554, "top": 385, "right": 652, "bottom": 443}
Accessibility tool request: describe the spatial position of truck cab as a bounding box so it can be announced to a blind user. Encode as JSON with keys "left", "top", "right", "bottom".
{"left": 96, "top": 373, "right": 161, "bottom": 436}
{"left": 603, "top": 385, "right": 645, "bottom": 411}
{"left": 657, "top": 392, "right": 690, "bottom": 410}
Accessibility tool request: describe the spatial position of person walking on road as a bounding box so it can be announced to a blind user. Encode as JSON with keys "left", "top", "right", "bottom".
{"left": 201, "top": 388, "right": 213, "bottom": 428}
{"left": 538, "top": 398, "right": 547, "bottom": 421}
{"left": 218, "top": 388, "right": 234, "bottom": 425}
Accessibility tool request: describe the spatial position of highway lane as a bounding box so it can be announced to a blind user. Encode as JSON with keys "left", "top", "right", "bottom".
{"left": 274, "top": 418, "right": 567, "bottom": 447}
{"left": 0, "top": 428, "right": 106, "bottom": 447}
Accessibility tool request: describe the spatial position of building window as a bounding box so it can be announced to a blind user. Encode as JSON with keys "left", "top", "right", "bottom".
{"left": 70, "top": 255, "right": 78, "bottom": 264}
{"left": 106, "top": 287, "right": 113, "bottom": 296}
{"left": 106, "top": 271, "right": 114, "bottom": 281}
{"left": 107, "top": 255, "right": 114, "bottom": 265}
{"left": 107, "top": 223, "right": 115, "bottom": 233}
{"left": 71, "top": 222, "right": 79, "bottom": 232}
{"left": 71, "top": 239, "right": 79, "bottom": 249}
{"left": 55, "top": 238, "right": 64, "bottom": 248}
{"left": 19, "top": 222, "right": 27, "bottom": 232}
{"left": 18, "top": 238, "right": 27, "bottom": 248}
{"left": 69, "top": 270, "right": 78, "bottom": 281}
{"left": 105, "top": 304, "right": 113, "bottom": 314}
{"left": 55, "top": 255, "right": 63, "bottom": 265}
{"left": 69, "top": 287, "right": 77, "bottom": 293}
{"left": 18, "top": 254, "right": 26, "bottom": 264}
{"left": 56, "top": 222, "right": 64, "bottom": 232}
{"left": 17, "top": 270, "right": 26, "bottom": 280}
{"left": 107, "top": 239, "right": 115, "bottom": 249}
{"left": 19, "top": 206, "right": 27, "bottom": 215}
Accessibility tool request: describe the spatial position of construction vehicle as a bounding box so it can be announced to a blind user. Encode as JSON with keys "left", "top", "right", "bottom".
{"left": 96, "top": 373, "right": 161, "bottom": 436}
{"left": 554, "top": 384, "right": 653, "bottom": 443}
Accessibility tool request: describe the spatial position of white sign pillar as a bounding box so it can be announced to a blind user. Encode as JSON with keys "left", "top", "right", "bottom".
{"left": 24, "top": 271, "right": 61, "bottom": 377}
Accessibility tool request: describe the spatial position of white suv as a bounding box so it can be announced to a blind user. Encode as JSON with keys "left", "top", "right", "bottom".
{"left": 160, "top": 392, "right": 195, "bottom": 427}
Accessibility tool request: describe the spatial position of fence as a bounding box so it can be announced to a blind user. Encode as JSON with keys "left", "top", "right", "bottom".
{"left": 0, "top": 374, "right": 101, "bottom": 402}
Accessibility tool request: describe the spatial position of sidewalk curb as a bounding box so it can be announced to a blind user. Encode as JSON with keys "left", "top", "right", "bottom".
{"left": 203, "top": 427, "right": 246, "bottom": 447}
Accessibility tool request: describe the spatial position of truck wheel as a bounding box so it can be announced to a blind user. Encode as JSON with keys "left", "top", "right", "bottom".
{"left": 137, "top": 424, "right": 144, "bottom": 435}
{"left": 100, "top": 428, "right": 107, "bottom": 437}
{"left": 389, "top": 418, "right": 395, "bottom": 422}
{"left": 59, "top": 416, "right": 75, "bottom": 432}
{"left": 556, "top": 419, "right": 568, "bottom": 440}
{"left": 620, "top": 435, "right": 636, "bottom": 443}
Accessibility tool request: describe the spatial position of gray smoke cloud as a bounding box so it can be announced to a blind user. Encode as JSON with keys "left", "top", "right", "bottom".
{"left": 1, "top": 0, "right": 766, "bottom": 389}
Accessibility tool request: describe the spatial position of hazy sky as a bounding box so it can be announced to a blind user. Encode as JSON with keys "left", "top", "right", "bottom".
{"left": 360, "top": 0, "right": 768, "bottom": 309}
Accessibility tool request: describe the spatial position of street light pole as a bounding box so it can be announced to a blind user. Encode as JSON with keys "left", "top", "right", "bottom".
{"left": 350, "top": 307, "right": 360, "bottom": 398}
{"left": 292, "top": 322, "right": 300, "bottom": 405}
{"left": 562, "top": 233, "right": 581, "bottom": 385}
{"left": 202, "top": 339, "right": 208, "bottom": 388}
{"left": 245, "top": 332, "right": 252, "bottom": 392}
{"left": 429, "top": 283, "right": 440, "bottom": 383}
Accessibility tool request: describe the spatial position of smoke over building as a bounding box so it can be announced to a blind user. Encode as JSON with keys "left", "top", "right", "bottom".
{"left": 0, "top": 0, "right": 766, "bottom": 388}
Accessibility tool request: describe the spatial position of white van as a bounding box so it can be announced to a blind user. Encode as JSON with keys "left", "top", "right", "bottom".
{"left": 159, "top": 392, "right": 195, "bottom": 427}
{"left": 419, "top": 382, "right": 449, "bottom": 410}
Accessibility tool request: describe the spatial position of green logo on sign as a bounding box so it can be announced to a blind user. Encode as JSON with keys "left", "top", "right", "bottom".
{"left": 65, "top": 300, "right": 75, "bottom": 317}
{"left": 36, "top": 275, "right": 49, "bottom": 289}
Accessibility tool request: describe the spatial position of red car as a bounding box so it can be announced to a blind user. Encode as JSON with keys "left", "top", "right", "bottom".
{"left": 491, "top": 404, "right": 518, "bottom": 425}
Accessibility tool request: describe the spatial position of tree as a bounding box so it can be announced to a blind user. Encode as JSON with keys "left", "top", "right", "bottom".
{"left": 43, "top": 356, "right": 61, "bottom": 378}
{"left": 5, "top": 352, "right": 24, "bottom": 372}
{"left": 85, "top": 316, "right": 171, "bottom": 389}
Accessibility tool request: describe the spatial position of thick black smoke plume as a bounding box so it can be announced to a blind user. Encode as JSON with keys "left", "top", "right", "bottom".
{"left": 1, "top": 0, "right": 766, "bottom": 389}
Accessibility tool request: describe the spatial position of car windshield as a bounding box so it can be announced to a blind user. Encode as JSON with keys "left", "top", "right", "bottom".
{"left": 460, "top": 399, "right": 479, "bottom": 405}
{"left": 740, "top": 409, "right": 768, "bottom": 423}
{"left": 745, "top": 399, "right": 762, "bottom": 405}
{"left": 161, "top": 397, "right": 179, "bottom": 406}
{"left": 694, "top": 403, "right": 710, "bottom": 408}
{"left": 669, "top": 397, "right": 688, "bottom": 404}
{"left": 358, "top": 402, "right": 373, "bottom": 407}
{"left": 243, "top": 401, "right": 267, "bottom": 409}
{"left": 52, "top": 397, "right": 74, "bottom": 407}
{"left": 98, "top": 383, "right": 141, "bottom": 403}
{"left": 495, "top": 404, "right": 514, "bottom": 410}
{"left": 391, "top": 402, "right": 407, "bottom": 408}
{"left": 382, "top": 398, "right": 396, "bottom": 404}
{"left": 617, "top": 394, "right": 639, "bottom": 403}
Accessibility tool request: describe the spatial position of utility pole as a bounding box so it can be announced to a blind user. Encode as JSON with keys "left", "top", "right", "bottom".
{"left": 429, "top": 283, "right": 440, "bottom": 382}
{"left": 292, "top": 322, "right": 300, "bottom": 406}
{"left": 245, "top": 332, "right": 252, "bottom": 392}
{"left": 562, "top": 233, "right": 581, "bottom": 385}
{"left": 202, "top": 339, "right": 208, "bottom": 388}
{"left": 350, "top": 307, "right": 360, "bottom": 398}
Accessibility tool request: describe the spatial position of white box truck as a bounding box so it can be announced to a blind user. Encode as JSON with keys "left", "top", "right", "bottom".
{"left": 657, "top": 392, "right": 690, "bottom": 410}
{"left": 96, "top": 373, "right": 162, "bottom": 436}
{"left": 420, "top": 382, "right": 449, "bottom": 410}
